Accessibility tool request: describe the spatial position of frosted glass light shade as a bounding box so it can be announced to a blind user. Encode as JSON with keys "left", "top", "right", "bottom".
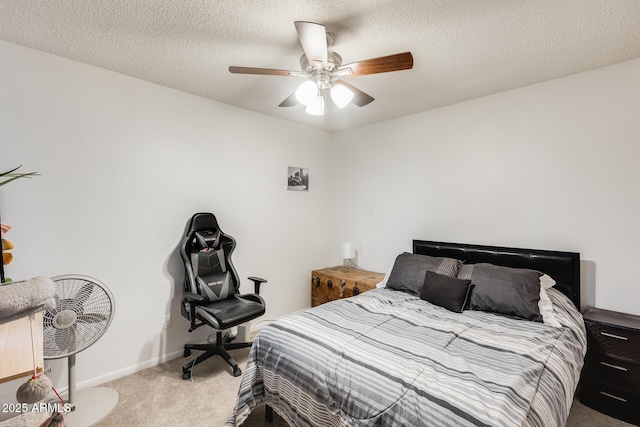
{"left": 341, "top": 242, "right": 356, "bottom": 259}
{"left": 330, "top": 83, "right": 354, "bottom": 109}
{"left": 295, "top": 81, "right": 318, "bottom": 106}
{"left": 305, "top": 95, "right": 324, "bottom": 116}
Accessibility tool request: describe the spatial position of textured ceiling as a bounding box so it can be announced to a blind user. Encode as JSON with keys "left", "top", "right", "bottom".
{"left": 1, "top": 0, "right": 639, "bottom": 133}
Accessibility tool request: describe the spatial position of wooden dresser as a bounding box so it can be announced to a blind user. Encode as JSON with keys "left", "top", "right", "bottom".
{"left": 579, "top": 306, "right": 640, "bottom": 425}
{"left": 311, "top": 266, "right": 385, "bottom": 307}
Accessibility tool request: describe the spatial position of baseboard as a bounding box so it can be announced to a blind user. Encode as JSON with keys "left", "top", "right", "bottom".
{"left": 72, "top": 307, "right": 311, "bottom": 390}
{"left": 74, "top": 349, "right": 184, "bottom": 390}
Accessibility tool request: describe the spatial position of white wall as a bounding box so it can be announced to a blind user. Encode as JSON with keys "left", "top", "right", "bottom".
{"left": 331, "top": 57, "right": 640, "bottom": 316}
{"left": 2, "top": 37, "right": 640, "bottom": 416}
{"left": 0, "top": 40, "right": 333, "bottom": 411}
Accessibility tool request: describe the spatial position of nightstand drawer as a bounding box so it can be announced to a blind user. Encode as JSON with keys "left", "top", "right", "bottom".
{"left": 580, "top": 379, "right": 640, "bottom": 425}
{"left": 585, "top": 321, "right": 640, "bottom": 363}
{"left": 583, "top": 355, "right": 640, "bottom": 395}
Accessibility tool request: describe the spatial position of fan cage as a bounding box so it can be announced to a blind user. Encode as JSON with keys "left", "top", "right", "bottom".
{"left": 43, "top": 275, "right": 115, "bottom": 359}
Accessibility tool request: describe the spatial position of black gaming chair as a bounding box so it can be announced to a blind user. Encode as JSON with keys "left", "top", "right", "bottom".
{"left": 180, "top": 212, "right": 266, "bottom": 379}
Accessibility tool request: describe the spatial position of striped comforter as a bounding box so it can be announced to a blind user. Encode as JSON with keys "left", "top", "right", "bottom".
{"left": 227, "top": 287, "right": 586, "bottom": 427}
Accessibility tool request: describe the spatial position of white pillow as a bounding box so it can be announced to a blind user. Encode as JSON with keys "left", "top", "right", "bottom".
{"left": 375, "top": 264, "right": 394, "bottom": 288}
{"left": 539, "top": 274, "right": 556, "bottom": 289}
{"left": 538, "top": 274, "right": 561, "bottom": 327}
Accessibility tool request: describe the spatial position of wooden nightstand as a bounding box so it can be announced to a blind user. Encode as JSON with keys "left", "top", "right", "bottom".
{"left": 311, "top": 266, "right": 385, "bottom": 307}
{"left": 579, "top": 306, "right": 640, "bottom": 425}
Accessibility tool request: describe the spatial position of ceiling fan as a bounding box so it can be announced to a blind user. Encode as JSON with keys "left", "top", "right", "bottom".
{"left": 229, "top": 21, "right": 414, "bottom": 116}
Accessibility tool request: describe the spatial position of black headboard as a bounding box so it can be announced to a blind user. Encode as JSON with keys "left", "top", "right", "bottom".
{"left": 413, "top": 240, "right": 581, "bottom": 308}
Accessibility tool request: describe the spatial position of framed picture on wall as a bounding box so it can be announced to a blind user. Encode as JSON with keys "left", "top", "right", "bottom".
{"left": 286, "top": 166, "right": 309, "bottom": 191}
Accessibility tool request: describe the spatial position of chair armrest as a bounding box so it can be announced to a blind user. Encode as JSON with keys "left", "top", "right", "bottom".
{"left": 248, "top": 276, "right": 267, "bottom": 295}
{"left": 183, "top": 292, "right": 205, "bottom": 303}
{"left": 183, "top": 292, "right": 206, "bottom": 332}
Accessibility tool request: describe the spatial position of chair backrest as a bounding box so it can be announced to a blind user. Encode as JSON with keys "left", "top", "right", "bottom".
{"left": 180, "top": 213, "right": 240, "bottom": 304}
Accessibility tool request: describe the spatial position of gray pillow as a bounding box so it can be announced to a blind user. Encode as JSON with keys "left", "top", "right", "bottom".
{"left": 386, "top": 252, "right": 462, "bottom": 295}
{"left": 458, "top": 263, "right": 542, "bottom": 322}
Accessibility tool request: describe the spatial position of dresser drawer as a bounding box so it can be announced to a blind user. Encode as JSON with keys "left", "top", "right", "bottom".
{"left": 580, "top": 379, "right": 640, "bottom": 425}
{"left": 585, "top": 320, "right": 640, "bottom": 363}
{"left": 583, "top": 355, "right": 640, "bottom": 395}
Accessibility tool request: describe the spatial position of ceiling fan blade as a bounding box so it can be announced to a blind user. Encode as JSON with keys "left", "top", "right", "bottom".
{"left": 229, "top": 66, "right": 300, "bottom": 77}
{"left": 335, "top": 80, "right": 375, "bottom": 107}
{"left": 279, "top": 92, "right": 298, "bottom": 107}
{"left": 338, "top": 52, "right": 413, "bottom": 77}
{"left": 294, "top": 21, "right": 328, "bottom": 68}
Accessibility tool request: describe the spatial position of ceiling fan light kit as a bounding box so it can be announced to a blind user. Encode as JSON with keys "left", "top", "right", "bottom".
{"left": 295, "top": 80, "right": 318, "bottom": 106}
{"left": 330, "top": 83, "right": 354, "bottom": 109}
{"left": 306, "top": 95, "right": 325, "bottom": 116}
{"left": 295, "top": 81, "right": 353, "bottom": 113}
{"left": 229, "top": 21, "right": 413, "bottom": 116}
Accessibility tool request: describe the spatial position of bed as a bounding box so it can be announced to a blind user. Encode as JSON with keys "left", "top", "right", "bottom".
{"left": 226, "top": 240, "right": 587, "bottom": 427}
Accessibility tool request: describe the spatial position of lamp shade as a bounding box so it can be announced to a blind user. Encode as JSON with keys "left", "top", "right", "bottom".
{"left": 305, "top": 95, "right": 325, "bottom": 116}
{"left": 295, "top": 81, "right": 318, "bottom": 106}
{"left": 330, "top": 83, "right": 354, "bottom": 109}
{"left": 341, "top": 242, "right": 356, "bottom": 259}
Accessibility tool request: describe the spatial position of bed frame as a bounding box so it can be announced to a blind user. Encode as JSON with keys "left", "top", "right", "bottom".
{"left": 413, "top": 240, "right": 581, "bottom": 308}
{"left": 260, "top": 240, "right": 581, "bottom": 423}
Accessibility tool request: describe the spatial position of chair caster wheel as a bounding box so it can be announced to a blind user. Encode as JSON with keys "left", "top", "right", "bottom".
{"left": 182, "top": 370, "right": 191, "bottom": 380}
{"left": 233, "top": 367, "right": 242, "bottom": 377}
{"left": 184, "top": 349, "right": 191, "bottom": 357}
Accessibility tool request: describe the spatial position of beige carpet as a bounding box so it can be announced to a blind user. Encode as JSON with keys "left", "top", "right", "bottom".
{"left": 1, "top": 348, "right": 633, "bottom": 427}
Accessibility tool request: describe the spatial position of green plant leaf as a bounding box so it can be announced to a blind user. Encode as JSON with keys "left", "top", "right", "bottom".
{"left": 0, "top": 165, "right": 23, "bottom": 177}
{"left": 0, "top": 166, "right": 39, "bottom": 187}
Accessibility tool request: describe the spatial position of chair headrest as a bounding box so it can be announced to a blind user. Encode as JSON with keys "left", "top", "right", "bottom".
{"left": 186, "top": 213, "right": 220, "bottom": 235}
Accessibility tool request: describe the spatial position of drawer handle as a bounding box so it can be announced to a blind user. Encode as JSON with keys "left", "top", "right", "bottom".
{"left": 353, "top": 281, "right": 360, "bottom": 295}
{"left": 599, "top": 391, "right": 627, "bottom": 402}
{"left": 600, "top": 361, "right": 627, "bottom": 371}
{"left": 600, "top": 332, "right": 628, "bottom": 341}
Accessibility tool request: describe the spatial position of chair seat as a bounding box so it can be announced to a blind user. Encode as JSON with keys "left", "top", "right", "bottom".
{"left": 195, "top": 294, "right": 265, "bottom": 330}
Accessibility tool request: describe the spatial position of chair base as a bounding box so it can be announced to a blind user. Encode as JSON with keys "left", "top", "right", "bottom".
{"left": 182, "top": 331, "right": 252, "bottom": 379}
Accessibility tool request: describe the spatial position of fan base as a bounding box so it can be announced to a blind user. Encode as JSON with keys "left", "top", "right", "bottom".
{"left": 61, "top": 387, "right": 119, "bottom": 426}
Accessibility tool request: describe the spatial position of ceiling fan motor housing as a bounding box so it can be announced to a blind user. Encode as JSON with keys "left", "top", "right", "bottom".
{"left": 300, "top": 50, "right": 343, "bottom": 87}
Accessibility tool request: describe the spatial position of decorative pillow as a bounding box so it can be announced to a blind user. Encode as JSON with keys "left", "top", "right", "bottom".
{"left": 420, "top": 271, "right": 472, "bottom": 313}
{"left": 386, "top": 252, "right": 462, "bottom": 295}
{"left": 458, "top": 263, "right": 543, "bottom": 322}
